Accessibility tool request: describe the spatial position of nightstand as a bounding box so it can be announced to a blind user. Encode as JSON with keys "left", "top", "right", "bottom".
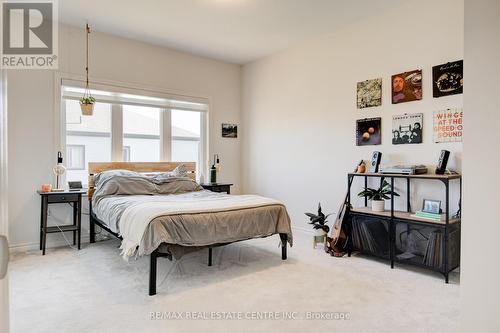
{"left": 200, "top": 183, "right": 233, "bottom": 194}
{"left": 37, "top": 190, "right": 86, "bottom": 255}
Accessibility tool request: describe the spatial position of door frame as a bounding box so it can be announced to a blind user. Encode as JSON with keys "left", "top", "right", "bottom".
{"left": 0, "top": 69, "right": 10, "bottom": 333}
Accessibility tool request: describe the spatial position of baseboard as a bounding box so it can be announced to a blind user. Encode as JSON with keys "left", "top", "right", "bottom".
{"left": 9, "top": 236, "right": 90, "bottom": 253}
{"left": 291, "top": 225, "right": 314, "bottom": 235}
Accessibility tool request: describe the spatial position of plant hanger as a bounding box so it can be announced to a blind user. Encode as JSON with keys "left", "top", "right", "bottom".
{"left": 80, "top": 23, "right": 95, "bottom": 116}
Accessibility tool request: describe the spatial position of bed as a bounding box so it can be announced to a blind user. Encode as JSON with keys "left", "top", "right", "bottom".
{"left": 87, "top": 162, "right": 292, "bottom": 295}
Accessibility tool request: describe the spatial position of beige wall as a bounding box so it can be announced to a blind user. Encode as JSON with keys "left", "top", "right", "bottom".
{"left": 241, "top": 0, "right": 464, "bottom": 230}
{"left": 462, "top": 0, "right": 500, "bottom": 331}
{"left": 7, "top": 24, "right": 241, "bottom": 250}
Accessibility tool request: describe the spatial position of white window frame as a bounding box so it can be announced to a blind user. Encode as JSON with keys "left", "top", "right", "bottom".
{"left": 58, "top": 77, "right": 209, "bottom": 183}
{"left": 66, "top": 144, "right": 86, "bottom": 170}
{"left": 122, "top": 146, "right": 131, "bottom": 162}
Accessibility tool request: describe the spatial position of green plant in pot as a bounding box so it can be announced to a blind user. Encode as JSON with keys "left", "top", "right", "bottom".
{"left": 305, "top": 203, "right": 332, "bottom": 248}
{"left": 79, "top": 96, "right": 95, "bottom": 116}
{"left": 357, "top": 179, "right": 399, "bottom": 212}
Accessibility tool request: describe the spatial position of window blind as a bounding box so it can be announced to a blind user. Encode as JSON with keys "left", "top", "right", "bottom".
{"left": 61, "top": 79, "right": 209, "bottom": 112}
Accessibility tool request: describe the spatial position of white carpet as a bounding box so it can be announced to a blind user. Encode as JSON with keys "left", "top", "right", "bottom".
{"left": 9, "top": 229, "right": 459, "bottom": 333}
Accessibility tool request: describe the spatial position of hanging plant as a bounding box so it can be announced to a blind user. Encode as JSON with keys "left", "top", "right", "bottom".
{"left": 80, "top": 23, "right": 94, "bottom": 116}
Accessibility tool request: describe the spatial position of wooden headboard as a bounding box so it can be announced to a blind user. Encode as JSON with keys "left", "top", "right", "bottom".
{"left": 88, "top": 162, "right": 196, "bottom": 200}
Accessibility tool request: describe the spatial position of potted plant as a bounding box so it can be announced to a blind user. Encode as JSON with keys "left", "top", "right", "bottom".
{"left": 357, "top": 179, "right": 399, "bottom": 212}
{"left": 79, "top": 96, "right": 95, "bottom": 116}
{"left": 305, "top": 203, "right": 332, "bottom": 248}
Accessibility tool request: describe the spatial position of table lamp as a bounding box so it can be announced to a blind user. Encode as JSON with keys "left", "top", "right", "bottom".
{"left": 52, "top": 151, "right": 66, "bottom": 192}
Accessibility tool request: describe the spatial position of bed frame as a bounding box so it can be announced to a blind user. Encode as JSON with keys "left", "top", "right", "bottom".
{"left": 87, "top": 162, "right": 288, "bottom": 296}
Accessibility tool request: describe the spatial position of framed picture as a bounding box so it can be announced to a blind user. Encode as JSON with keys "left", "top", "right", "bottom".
{"left": 433, "top": 60, "right": 463, "bottom": 98}
{"left": 222, "top": 123, "right": 238, "bottom": 138}
{"left": 433, "top": 108, "right": 463, "bottom": 143}
{"left": 391, "top": 69, "right": 422, "bottom": 104}
{"left": 422, "top": 199, "right": 441, "bottom": 214}
{"left": 392, "top": 113, "right": 423, "bottom": 145}
{"left": 356, "top": 117, "right": 381, "bottom": 146}
{"left": 357, "top": 78, "right": 382, "bottom": 109}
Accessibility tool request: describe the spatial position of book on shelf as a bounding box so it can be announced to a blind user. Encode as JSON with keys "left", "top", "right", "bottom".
{"left": 411, "top": 211, "right": 446, "bottom": 221}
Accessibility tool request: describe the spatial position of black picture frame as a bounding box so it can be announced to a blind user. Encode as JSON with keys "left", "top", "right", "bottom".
{"left": 422, "top": 199, "right": 441, "bottom": 214}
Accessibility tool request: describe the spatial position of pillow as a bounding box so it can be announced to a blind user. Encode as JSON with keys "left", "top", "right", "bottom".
{"left": 93, "top": 171, "right": 156, "bottom": 203}
{"left": 156, "top": 178, "right": 203, "bottom": 194}
{"left": 93, "top": 169, "right": 144, "bottom": 188}
{"left": 92, "top": 167, "right": 201, "bottom": 203}
{"left": 150, "top": 164, "right": 188, "bottom": 184}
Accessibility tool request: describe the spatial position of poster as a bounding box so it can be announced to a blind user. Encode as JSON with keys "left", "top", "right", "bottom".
{"left": 433, "top": 109, "right": 463, "bottom": 143}
{"left": 432, "top": 60, "right": 463, "bottom": 98}
{"left": 356, "top": 117, "right": 381, "bottom": 146}
{"left": 392, "top": 113, "right": 423, "bottom": 144}
{"left": 357, "top": 78, "right": 382, "bottom": 109}
{"left": 391, "top": 69, "right": 422, "bottom": 104}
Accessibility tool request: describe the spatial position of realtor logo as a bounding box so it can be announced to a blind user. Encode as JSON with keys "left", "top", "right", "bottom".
{"left": 1, "top": 0, "right": 58, "bottom": 69}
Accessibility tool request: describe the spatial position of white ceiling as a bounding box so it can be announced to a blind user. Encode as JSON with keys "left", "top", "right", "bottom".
{"left": 60, "top": 0, "right": 401, "bottom": 64}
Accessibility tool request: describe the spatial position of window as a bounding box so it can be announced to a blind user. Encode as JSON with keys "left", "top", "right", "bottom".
{"left": 123, "top": 105, "right": 160, "bottom": 162}
{"left": 65, "top": 100, "right": 112, "bottom": 183}
{"left": 171, "top": 110, "right": 201, "bottom": 165}
{"left": 66, "top": 145, "right": 85, "bottom": 170}
{"left": 62, "top": 83, "right": 208, "bottom": 185}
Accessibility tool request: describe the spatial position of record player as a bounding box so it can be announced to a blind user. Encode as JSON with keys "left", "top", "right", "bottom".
{"left": 379, "top": 165, "right": 428, "bottom": 175}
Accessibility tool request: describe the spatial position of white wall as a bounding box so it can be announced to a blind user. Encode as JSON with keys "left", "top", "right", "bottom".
{"left": 241, "top": 0, "right": 463, "bottom": 230}
{"left": 462, "top": 0, "right": 500, "bottom": 331}
{"left": 7, "top": 24, "right": 241, "bottom": 250}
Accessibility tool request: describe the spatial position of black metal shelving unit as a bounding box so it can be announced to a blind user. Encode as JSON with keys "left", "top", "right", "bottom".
{"left": 346, "top": 172, "right": 461, "bottom": 283}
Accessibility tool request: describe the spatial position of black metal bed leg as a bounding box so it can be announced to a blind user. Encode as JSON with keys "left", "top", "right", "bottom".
{"left": 89, "top": 202, "right": 96, "bottom": 244}
{"left": 208, "top": 248, "right": 212, "bottom": 266}
{"left": 279, "top": 233, "right": 287, "bottom": 260}
{"left": 149, "top": 250, "right": 158, "bottom": 296}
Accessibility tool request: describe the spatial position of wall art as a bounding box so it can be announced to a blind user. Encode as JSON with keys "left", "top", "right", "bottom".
{"left": 392, "top": 69, "right": 422, "bottom": 104}
{"left": 356, "top": 117, "right": 382, "bottom": 146}
{"left": 357, "top": 78, "right": 382, "bottom": 109}
{"left": 222, "top": 123, "right": 238, "bottom": 138}
{"left": 432, "top": 60, "right": 463, "bottom": 98}
{"left": 433, "top": 108, "right": 463, "bottom": 143}
{"left": 392, "top": 113, "right": 423, "bottom": 144}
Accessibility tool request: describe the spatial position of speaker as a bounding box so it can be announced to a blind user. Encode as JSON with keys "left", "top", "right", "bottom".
{"left": 370, "top": 151, "right": 382, "bottom": 173}
{"left": 435, "top": 150, "right": 450, "bottom": 175}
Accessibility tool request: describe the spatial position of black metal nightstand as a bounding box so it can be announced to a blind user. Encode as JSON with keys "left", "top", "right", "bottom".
{"left": 200, "top": 183, "right": 233, "bottom": 194}
{"left": 37, "top": 190, "right": 86, "bottom": 255}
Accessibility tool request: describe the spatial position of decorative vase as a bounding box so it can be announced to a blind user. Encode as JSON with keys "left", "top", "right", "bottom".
{"left": 80, "top": 103, "right": 94, "bottom": 116}
{"left": 313, "top": 229, "right": 327, "bottom": 248}
{"left": 371, "top": 199, "right": 385, "bottom": 212}
{"left": 357, "top": 162, "right": 366, "bottom": 173}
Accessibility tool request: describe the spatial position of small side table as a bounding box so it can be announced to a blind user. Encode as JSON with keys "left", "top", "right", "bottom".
{"left": 200, "top": 183, "right": 233, "bottom": 194}
{"left": 37, "top": 190, "right": 85, "bottom": 255}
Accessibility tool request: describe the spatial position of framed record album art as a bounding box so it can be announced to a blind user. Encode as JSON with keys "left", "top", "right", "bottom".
{"left": 357, "top": 78, "right": 382, "bottom": 109}
{"left": 432, "top": 60, "right": 463, "bottom": 98}
{"left": 392, "top": 113, "right": 423, "bottom": 145}
{"left": 433, "top": 108, "right": 463, "bottom": 143}
{"left": 391, "top": 69, "right": 423, "bottom": 104}
{"left": 356, "top": 117, "right": 382, "bottom": 146}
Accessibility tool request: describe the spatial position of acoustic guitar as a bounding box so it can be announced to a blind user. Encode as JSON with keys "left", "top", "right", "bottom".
{"left": 327, "top": 160, "right": 363, "bottom": 257}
